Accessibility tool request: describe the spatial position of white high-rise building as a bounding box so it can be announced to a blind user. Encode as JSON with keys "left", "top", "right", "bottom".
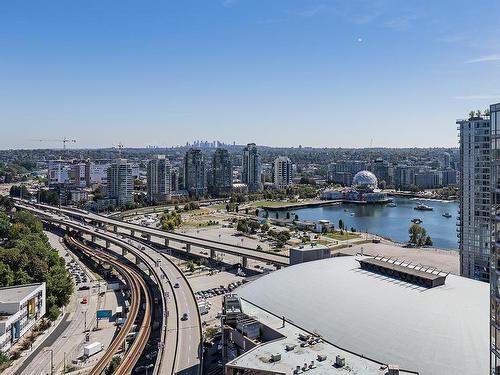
{"left": 147, "top": 155, "right": 171, "bottom": 203}
{"left": 272, "top": 156, "right": 292, "bottom": 189}
{"left": 457, "top": 114, "right": 491, "bottom": 283}
{"left": 107, "top": 159, "right": 134, "bottom": 206}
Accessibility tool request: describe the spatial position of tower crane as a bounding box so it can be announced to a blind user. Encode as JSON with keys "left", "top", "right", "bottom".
{"left": 32, "top": 138, "right": 77, "bottom": 150}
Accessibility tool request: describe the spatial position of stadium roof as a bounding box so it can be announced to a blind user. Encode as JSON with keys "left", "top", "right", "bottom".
{"left": 238, "top": 256, "right": 488, "bottom": 375}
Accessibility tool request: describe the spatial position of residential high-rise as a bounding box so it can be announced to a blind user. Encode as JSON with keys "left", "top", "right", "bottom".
{"left": 371, "top": 158, "right": 392, "bottom": 186}
{"left": 107, "top": 159, "right": 134, "bottom": 206}
{"left": 210, "top": 148, "right": 232, "bottom": 197}
{"left": 327, "top": 160, "right": 367, "bottom": 186}
{"left": 490, "top": 103, "right": 500, "bottom": 373}
{"left": 184, "top": 148, "right": 207, "bottom": 197}
{"left": 242, "top": 143, "right": 262, "bottom": 192}
{"left": 170, "top": 166, "right": 179, "bottom": 192}
{"left": 272, "top": 156, "right": 292, "bottom": 189}
{"left": 147, "top": 155, "right": 171, "bottom": 204}
{"left": 457, "top": 114, "right": 491, "bottom": 283}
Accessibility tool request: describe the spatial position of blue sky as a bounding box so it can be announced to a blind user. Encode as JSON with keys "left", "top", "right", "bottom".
{"left": 1, "top": 0, "right": 500, "bottom": 149}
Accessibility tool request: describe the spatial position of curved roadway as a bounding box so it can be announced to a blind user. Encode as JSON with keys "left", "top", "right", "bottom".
{"left": 17, "top": 202, "right": 202, "bottom": 375}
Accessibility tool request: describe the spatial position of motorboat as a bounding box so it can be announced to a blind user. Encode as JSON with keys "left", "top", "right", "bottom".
{"left": 386, "top": 202, "right": 397, "bottom": 207}
{"left": 414, "top": 203, "right": 433, "bottom": 211}
{"left": 442, "top": 212, "right": 452, "bottom": 218}
{"left": 411, "top": 218, "right": 423, "bottom": 224}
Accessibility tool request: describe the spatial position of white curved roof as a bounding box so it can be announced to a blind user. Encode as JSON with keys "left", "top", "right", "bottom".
{"left": 238, "top": 256, "right": 488, "bottom": 375}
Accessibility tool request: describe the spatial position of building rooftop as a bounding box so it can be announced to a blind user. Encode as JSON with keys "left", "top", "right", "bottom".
{"left": 291, "top": 244, "right": 329, "bottom": 252}
{"left": 237, "top": 256, "right": 488, "bottom": 375}
{"left": 0, "top": 283, "right": 44, "bottom": 305}
{"left": 227, "top": 299, "right": 415, "bottom": 375}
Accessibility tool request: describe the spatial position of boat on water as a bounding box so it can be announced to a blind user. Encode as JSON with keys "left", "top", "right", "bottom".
{"left": 442, "top": 212, "right": 452, "bottom": 218}
{"left": 386, "top": 202, "right": 397, "bottom": 207}
{"left": 414, "top": 202, "right": 433, "bottom": 211}
{"left": 411, "top": 218, "right": 423, "bottom": 224}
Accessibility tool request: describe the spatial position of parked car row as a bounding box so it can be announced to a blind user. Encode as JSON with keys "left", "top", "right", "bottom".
{"left": 195, "top": 281, "right": 243, "bottom": 299}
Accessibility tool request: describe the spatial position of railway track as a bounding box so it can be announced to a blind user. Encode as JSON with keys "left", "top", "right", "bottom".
{"left": 121, "top": 235, "right": 180, "bottom": 375}
{"left": 67, "top": 236, "right": 152, "bottom": 375}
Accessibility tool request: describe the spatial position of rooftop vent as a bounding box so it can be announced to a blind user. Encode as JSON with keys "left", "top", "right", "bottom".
{"left": 387, "top": 365, "right": 400, "bottom": 375}
{"left": 335, "top": 355, "right": 345, "bottom": 368}
{"left": 270, "top": 353, "right": 281, "bottom": 362}
{"left": 357, "top": 256, "right": 449, "bottom": 288}
{"left": 317, "top": 354, "right": 327, "bottom": 362}
{"left": 285, "top": 344, "right": 296, "bottom": 351}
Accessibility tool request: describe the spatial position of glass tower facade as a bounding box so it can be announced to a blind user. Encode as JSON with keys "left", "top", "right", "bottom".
{"left": 491, "top": 103, "right": 500, "bottom": 373}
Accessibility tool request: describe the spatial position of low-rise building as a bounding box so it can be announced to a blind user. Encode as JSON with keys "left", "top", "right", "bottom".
{"left": 289, "top": 244, "right": 331, "bottom": 265}
{"left": 0, "top": 283, "right": 46, "bottom": 352}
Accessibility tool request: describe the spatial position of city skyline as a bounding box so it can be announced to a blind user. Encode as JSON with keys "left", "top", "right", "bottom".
{"left": 1, "top": 0, "right": 500, "bottom": 149}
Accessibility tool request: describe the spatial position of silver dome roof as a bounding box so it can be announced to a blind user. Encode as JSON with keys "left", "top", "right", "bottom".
{"left": 352, "top": 170, "right": 378, "bottom": 191}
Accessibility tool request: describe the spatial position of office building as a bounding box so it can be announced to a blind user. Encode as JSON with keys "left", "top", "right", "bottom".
{"left": 272, "top": 156, "right": 292, "bottom": 189}
{"left": 413, "top": 168, "right": 441, "bottom": 189}
{"left": 457, "top": 114, "right": 491, "bottom": 282}
{"left": 327, "top": 160, "right": 367, "bottom": 186}
{"left": 107, "top": 159, "right": 134, "bottom": 206}
{"left": 210, "top": 148, "right": 232, "bottom": 197}
{"left": 146, "top": 155, "right": 171, "bottom": 204}
{"left": 440, "top": 168, "right": 458, "bottom": 186}
{"left": 85, "top": 160, "right": 110, "bottom": 187}
{"left": 289, "top": 243, "right": 330, "bottom": 265}
{"left": 371, "top": 158, "right": 392, "bottom": 185}
{"left": 490, "top": 103, "right": 500, "bottom": 373}
{"left": 184, "top": 148, "right": 207, "bottom": 197}
{"left": 393, "top": 164, "right": 417, "bottom": 189}
{"left": 242, "top": 143, "right": 262, "bottom": 192}
{"left": 0, "top": 283, "right": 46, "bottom": 352}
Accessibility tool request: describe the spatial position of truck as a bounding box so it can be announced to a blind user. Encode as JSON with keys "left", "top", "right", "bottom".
{"left": 84, "top": 342, "right": 104, "bottom": 358}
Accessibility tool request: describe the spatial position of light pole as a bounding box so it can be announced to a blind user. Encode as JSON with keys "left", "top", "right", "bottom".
{"left": 83, "top": 310, "right": 87, "bottom": 332}
{"left": 44, "top": 348, "right": 54, "bottom": 375}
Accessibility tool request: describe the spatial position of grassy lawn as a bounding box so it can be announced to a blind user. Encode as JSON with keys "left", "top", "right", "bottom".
{"left": 325, "top": 231, "right": 361, "bottom": 241}
{"left": 247, "top": 200, "right": 289, "bottom": 208}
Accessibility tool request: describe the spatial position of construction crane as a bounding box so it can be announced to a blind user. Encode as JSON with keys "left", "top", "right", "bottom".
{"left": 32, "top": 138, "right": 77, "bottom": 150}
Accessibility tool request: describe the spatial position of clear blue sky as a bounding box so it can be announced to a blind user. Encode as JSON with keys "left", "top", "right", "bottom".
{"left": 1, "top": 0, "right": 499, "bottom": 149}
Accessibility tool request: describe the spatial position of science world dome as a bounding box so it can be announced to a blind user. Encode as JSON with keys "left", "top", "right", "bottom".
{"left": 352, "top": 170, "right": 378, "bottom": 191}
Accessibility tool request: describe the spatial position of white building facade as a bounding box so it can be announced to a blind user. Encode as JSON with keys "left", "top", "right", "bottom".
{"left": 107, "top": 159, "right": 134, "bottom": 206}
{"left": 0, "top": 283, "right": 46, "bottom": 352}
{"left": 272, "top": 156, "right": 292, "bottom": 189}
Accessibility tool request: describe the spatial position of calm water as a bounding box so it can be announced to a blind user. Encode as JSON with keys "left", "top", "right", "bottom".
{"left": 270, "top": 197, "right": 459, "bottom": 250}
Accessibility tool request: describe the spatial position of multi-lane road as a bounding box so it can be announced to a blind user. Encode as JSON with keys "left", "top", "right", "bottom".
{"left": 17, "top": 202, "right": 202, "bottom": 375}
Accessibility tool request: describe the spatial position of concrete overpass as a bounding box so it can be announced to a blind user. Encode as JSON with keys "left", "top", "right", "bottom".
{"left": 15, "top": 200, "right": 290, "bottom": 268}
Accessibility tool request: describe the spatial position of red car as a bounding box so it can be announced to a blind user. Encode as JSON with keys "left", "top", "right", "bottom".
{"left": 81, "top": 297, "right": 88, "bottom": 304}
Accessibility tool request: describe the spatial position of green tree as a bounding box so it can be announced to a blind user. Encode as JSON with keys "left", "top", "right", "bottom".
{"left": 236, "top": 220, "right": 249, "bottom": 234}
{"left": 408, "top": 224, "right": 431, "bottom": 246}
{"left": 105, "top": 356, "right": 121, "bottom": 375}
